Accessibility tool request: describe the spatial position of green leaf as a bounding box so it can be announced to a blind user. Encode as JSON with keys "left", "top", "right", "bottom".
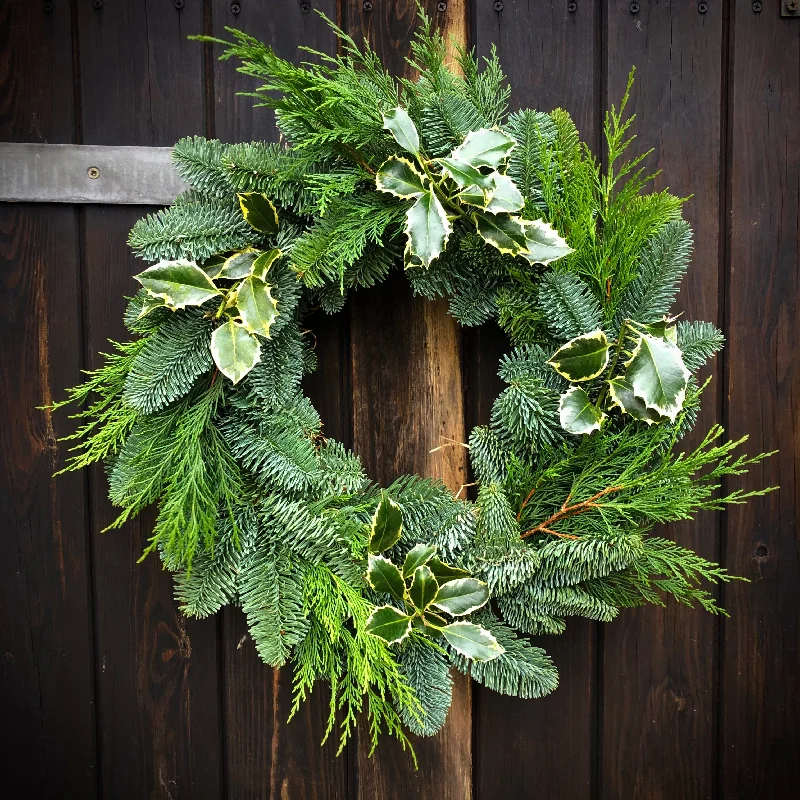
{"left": 409, "top": 565, "right": 439, "bottom": 611}
{"left": 452, "top": 128, "right": 515, "bottom": 169}
{"left": 402, "top": 544, "right": 437, "bottom": 578}
{"left": 235, "top": 276, "right": 279, "bottom": 339}
{"left": 607, "top": 377, "right": 663, "bottom": 425}
{"left": 251, "top": 248, "right": 281, "bottom": 281}
{"left": 485, "top": 173, "right": 524, "bottom": 213}
{"left": 520, "top": 219, "right": 574, "bottom": 265}
{"left": 369, "top": 493, "right": 403, "bottom": 553}
{"left": 473, "top": 212, "right": 528, "bottom": 256}
{"left": 427, "top": 557, "right": 470, "bottom": 583}
{"left": 433, "top": 578, "right": 490, "bottom": 617}
{"left": 624, "top": 333, "right": 690, "bottom": 421}
{"left": 137, "top": 293, "right": 166, "bottom": 318}
{"left": 382, "top": 107, "right": 420, "bottom": 155}
{"left": 559, "top": 386, "right": 605, "bottom": 435}
{"left": 405, "top": 189, "right": 451, "bottom": 268}
{"left": 441, "top": 621, "right": 504, "bottom": 662}
{"left": 457, "top": 184, "right": 490, "bottom": 208}
{"left": 364, "top": 605, "right": 413, "bottom": 645}
{"left": 366, "top": 554, "right": 406, "bottom": 603}
{"left": 200, "top": 253, "right": 228, "bottom": 279}
{"left": 134, "top": 259, "right": 220, "bottom": 311}
{"left": 218, "top": 248, "right": 260, "bottom": 280}
{"left": 237, "top": 192, "right": 279, "bottom": 234}
{"left": 436, "top": 157, "right": 494, "bottom": 191}
{"left": 210, "top": 318, "right": 261, "bottom": 384}
{"left": 637, "top": 317, "right": 678, "bottom": 345}
{"left": 422, "top": 610, "right": 448, "bottom": 629}
{"left": 375, "top": 156, "right": 427, "bottom": 199}
{"left": 548, "top": 330, "right": 610, "bottom": 381}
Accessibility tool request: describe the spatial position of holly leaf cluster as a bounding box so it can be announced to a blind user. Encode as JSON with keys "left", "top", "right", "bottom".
{"left": 363, "top": 493, "right": 504, "bottom": 662}
{"left": 549, "top": 317, "right": 691, "bottom": 435}
{"left": 376, "top": 107, "right": 573, "bottom": 269}
{"left": 133, "top": 192, "right": 282, "bottom": 385}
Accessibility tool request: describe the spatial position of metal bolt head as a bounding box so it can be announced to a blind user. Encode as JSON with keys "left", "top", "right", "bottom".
{"left": 87, "top": 166, "right": 101, "bottom": 180}
{"left": 698, "top": 1, "right": 707, "bottom": 12}
{"left": 174, "top": 0, "right": 185, "bottom": 8}
{"left": 568, "top": 1, "right": 577, "bottom": 10}
{"left": 629, "top": 1, "right": 639, "bottom": 13}
{"left": 92, "top": 0, "right": 103, "bottom": 9}
{"left": 363, "top": 0, "right": 373, "bottom": 11}
{"left": 752, "top": 0, "right": 762, "bottom": 10}
{"left": 230, "top": 2, "right": 240, "bottom": 14}
{"left": 437, "top": 1, "right": 447, "bottom": 12}
{"left": 494, "top": 1, "right": 504, "bottom": 11}
{"left": 788, "top": 0, "right": 798, "bottom": 11}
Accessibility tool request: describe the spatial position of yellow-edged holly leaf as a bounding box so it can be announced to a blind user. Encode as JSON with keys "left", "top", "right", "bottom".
{"left": 624, "top": 334, "right": 690, "bottom": 422}
{"left": 235, "top": 276, "right": 279, "bottom": 339}
{"left": 402, "top": 543, "right": 437, "bottom": 578}
{"left": 559, "top": 385, "right": 605, "bottom": 435}
{"left": 473, "top": 211, "right": 528, "bottom": 256}
{"left": 200, "top": 253, "right": 228, "bottom": 279}
{"left": 137, "top": 293, "right": 166, "bottom": 318}
{"left": 382, "top": 107, "right": 419, "bottom": 155}
{"left": 485, "top": 173, "right": 524, "bottom": 213}
{"left": 408, "top": 565, "right": 439, "bottom": 611}
{"left": 432, "top": 577, "right": 490, "bottom": 617}
{"left": 250, "top": 248, "right": 281, "bottom": 281}
{"left": 436, "top": 157, "right": 494, "bottom": 191}
{"left": 364, "top": 605, "right": 413, "bottom": 645}
{"left": 369, "top": 493, "right": 403, "bottom": 553}
{"left": 217, "top": 248, "right": 260, "bottom": 280}
{"left": 441, "top": 621, "right": 504, "bottom": 662}
{"left": 134, "top": 259, "right": 220, "bottom": 310}
{"left": 607, "top": 377, "right": 663, "bottom": 425}
{"left": 367, "top": 554, "right": 406, "bottom": 603}
{"left": 405, "top": 189, "right": 451, "bottom": 268}
{"left": 427, "top": 557, "right": 470, "bottom": 583}
{"left": 548, "top": 330, "right": 610, "bottom": 381}
{"left": 237, "top": 192, "right": 279, "bottom": 234}
{"left": 452, "top": 128, "right": 515, "bottom": 169}
{"left": 520, "top": 219, "right": 574, "bottom": 265}
{"left": 210, "top": 318, "right": 261, "bottom": 384}
{"left": 375, "top": 156, "right": 427, "bottom": 199}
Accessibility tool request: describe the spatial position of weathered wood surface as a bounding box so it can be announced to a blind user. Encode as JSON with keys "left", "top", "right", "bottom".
{"left": 1, "top": 2, "right": 799, "bottom": 798}
{"left": 0, "top": 144, "right": 188, "bottom": 204}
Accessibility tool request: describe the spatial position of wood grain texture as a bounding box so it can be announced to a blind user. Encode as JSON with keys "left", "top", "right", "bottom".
{"left": 0, "top": 3, "right": 97, "bottom": 797}
{"left": 601, "top": 3, "right": 725, "bottom": 798}
{"left": 77, "top": 3, "right": 223, "bottom": 797}
{"left": 471, "top": 4, "right": 600, "bottom": 798}
{"left": 344, "top": 2, "right": 472, "bottom": 796}
{"left": 721, "top": 6, "right": 800, "bottom": 798}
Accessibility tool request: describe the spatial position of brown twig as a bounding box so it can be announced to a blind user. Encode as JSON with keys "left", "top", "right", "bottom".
{"left": 520, "top": 485, "right": 624, "bottom": 540}
{"left": 516, "top": 485, "right": 538, "bottom": 521}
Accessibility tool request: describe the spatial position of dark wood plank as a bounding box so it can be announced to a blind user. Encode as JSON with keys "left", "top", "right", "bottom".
{"left": 600, "top": 4, "right": 726, "bottom": 798}
{"left": 0, "top": 2, "right": 97, "bottom": 797}
{"left": 76, "top": 2, "right": 223, "bottom": 797}
{"left": 471, "top": 3, "right": 600, "bottom": 798}
{"left": 344, "top": 3, "right": 472, "bottom": 797}
{"left": 721, "top": 7, "right": 800, "bottom": 799}
{"left": 210, "top": 2, "right": 351, "bottom": 797}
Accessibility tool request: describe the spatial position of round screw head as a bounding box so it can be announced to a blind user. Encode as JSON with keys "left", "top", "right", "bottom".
{"left": 92, "top": 0, "right": 103, "bottom": 8}
{"left": 363, "top": 0, "right": 373, "bottom": 11}
{"left": 230, "top": 2, "right": 240, "bottom": 14}
{"left": 629, "top": 1, "right": 639, "bottom": 12}
{"left": 43, "top": 0, "right": 53, "bottom": 11}
{"left": 698, "top": 1, "right": 707, "bottom": 11}
{"left": 752, "top": 0, "right": 762, "bottom": 10}
{"left": 87, "top": 166, "right": 101, "bottom": 180}
{"left": 568, "top": 1, "right": 577, "bottom": 10}
{"left": 494, "top": 0, "right": 504, "bottom": 11}
{"left": 300, "top": 1, "right": 310, "bottom": 12}
{"left": 174, "top": 0, "right": 185, "bottom": 8}
{"left": 437, "top": 1, "right": 447, "bottom": 11}
{"left": 788, "top": 0, "right": 798, "bottom": 11}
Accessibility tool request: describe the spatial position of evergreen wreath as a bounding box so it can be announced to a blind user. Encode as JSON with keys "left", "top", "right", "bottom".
{"left": 51, "top": 9, "right": 773, "bottom": 763}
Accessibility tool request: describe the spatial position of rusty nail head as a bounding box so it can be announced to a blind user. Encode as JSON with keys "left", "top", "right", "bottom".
{"left": 230, "top": 2, "right": 240, "bottom": 14}
{"left": 568, "top": 1, "right": 577, "bottom": 10}
{"left": 629, "top": 1, "right": 639, "bottom": 12}
{"left": 87, "top": 167, "right": 101, "bottom": 180}
{"left": 437, "top": 1, "right": 447, "bottom": 11}
{"left": 494, "top": 1, "right": 504, "bottom": 11}
{"left": 752, "top": 1, "right": 762, "bottom": 10}
{"left": 698, "top": 1, "right": 707, "bottom": 12}
{"left": 363, "top": 1, "right": 373, "bottom": 11}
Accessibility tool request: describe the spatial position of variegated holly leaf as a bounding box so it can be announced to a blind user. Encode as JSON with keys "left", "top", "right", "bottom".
{"left": 559, "top": 385, "right": 605, "bottom": 435}
{"left": 624, "top": 334, "right": 690, "bottom": 422}
{"left": 637, "top": 317, "right": 678, "bottom": 345}
{"left": 237, "top": 192, "right": 279, "bottom": 234}
{"left": 235, "top": 276, "right": 279, "bottom": 339}
{"left": 432, "top": 578, "right": 490, "bottom": 617}
{"left": 548, "top": 330, "right": 610, "bottom": 381}
{"left": 210, "top": 318, "right": 261, "bottom": 384}
{"left": 382, "top": 107, "right": 419, "bottom": 155}
{"left": 375, "top": 156, "right": 427, "bottom": 199}
{"left": 408, "top": 565, "right": 438, "bottom": 611}
{"left": 201, "top": 253, "right": 228, "bottom": 279}
{"left": 251, "top": 248, "right": 281, "bottom": 281}
{"left": 365, "top": 605, "right": 413, "bottom": 645}
{"left": 473, "top": 212, "right": 528, "bottom": 256}
{"left": 452, "top": 128, "right": 515, "bottom": 169}
{"left": 457, "top": 184, "right": 490, "bottom": 208}
{"left": 402, "top": 543, "right": 437, "bottom": 578}
{"left": 137, "top": 294, "right": 166, "bottom": 318}
{"left": 520, "top": 219, "right": 573, "bottom": 265}
{"left": 422, "top": 610, "right": 447, "bottom": 629}
{"left": 485, "top": 173, "right": 525, "bottom": 213}
{"left": 441, "top": 621, "right": 504, "bottom": 662}
{"left": 436, "top": 157, "right": 494, "bottom": 192}
{"left": 366, "top": 554, "right": 406, "bottom": 603}
{"left": 427, "top": 557, "right": 470, "bottom": 583}
{"left": 607, "top": 377, "right": 663, "bottom": 425}
{"left": 218, "top": 248, "right": 260, "bottom": 280}
{"left": 405, "top": 189, "right": 451, "bottom": 268}
{"left": 134, "top": 259, "right": 220, "bottom": 310}
{"left": 369, "top": 493, "right": 403, "bottom": 553}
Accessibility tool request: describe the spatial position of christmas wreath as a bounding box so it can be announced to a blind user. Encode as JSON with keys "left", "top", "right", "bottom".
{"left": 52, "top": 10, "right": 772, "bottom": 763}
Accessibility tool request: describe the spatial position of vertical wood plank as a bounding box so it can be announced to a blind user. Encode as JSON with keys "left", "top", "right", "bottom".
{"left": 76, "top": 2, "right": 223, "bottom": 797}
{"left": 471, "top": 3, "right": 600, "bottom": 798}
{"left": 722, "top": 6, "right": 800, "bottom": 798}
{"left": 211, "top": 3, "right": 350, "bottom": 797}
{"left": 344, "top": 2, "right": 472, "bottom": 798}
{"left": 0, "top": 3, "right": 97, "bottom": 797}
{"left": 600, "top": 4, "right": 726, "bottom": 798}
